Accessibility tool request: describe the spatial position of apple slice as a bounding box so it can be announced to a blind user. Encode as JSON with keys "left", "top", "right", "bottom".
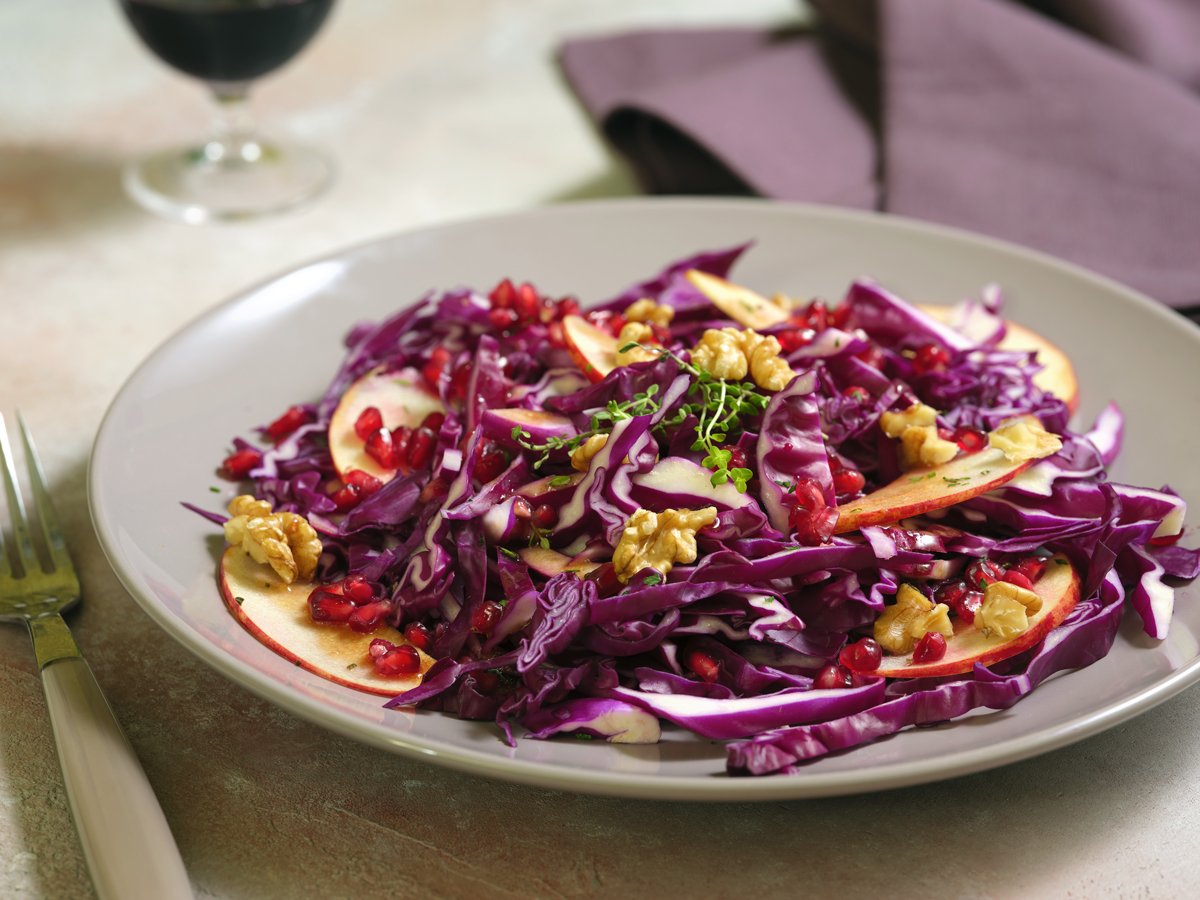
{"left": 562, "top": 314, "right": 618, "bottom": 383}
{"left": 834, "top": 416, "right": 1055, "bottom": 533}
{"left": 518, "top": 545, "right": 601, "bottom": 578}
{"left": 919, "top": 304, "right": 1079, "bottom": 413}
{"left": 220, "top": 546, "right": 432, "bottom": 696}
{"left": 480, "top": 408, "right": 577, "bottom": 449}
{"left": 685, "top": 269, "right": 791, "bottom": 332}
{"left": 328, "top": 366, "right": 445, "bottom": 483}
{"left": 863, "top": 557, "right": 1081, "bottom": 678}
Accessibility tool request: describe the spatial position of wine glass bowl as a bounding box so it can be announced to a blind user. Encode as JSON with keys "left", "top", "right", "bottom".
{"left": 119, "top": 0, "right": 336, "bottom": 223}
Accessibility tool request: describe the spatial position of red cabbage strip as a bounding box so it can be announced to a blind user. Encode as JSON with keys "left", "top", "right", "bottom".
{"left": 726, "top": 572, "right": 1127, "bottom": 774}
{"left": 757, "top": 369, "right": 835, "bottom": 532}
{"left": 590, "top": 244, "right": 748, "bottom": 313}
{"left": 843, "top": 279, "right": 977, "bottom": 353}
{"left": 1117, "top": 544, "right": 1174, "bottom": 639}
{"left": 593, "top": 680, "right": 887, "bottom": 740}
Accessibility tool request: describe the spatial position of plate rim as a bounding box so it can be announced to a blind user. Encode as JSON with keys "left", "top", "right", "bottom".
{"left": 87, "top": 196, "right": 1200, "bottom": 801}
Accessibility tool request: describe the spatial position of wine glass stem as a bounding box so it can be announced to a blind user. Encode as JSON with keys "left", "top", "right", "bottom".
{"left": 207, "top": 82, "right": 261, "bottom": 165}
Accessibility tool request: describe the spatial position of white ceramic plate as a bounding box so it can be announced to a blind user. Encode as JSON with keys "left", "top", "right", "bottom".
{"left": 89, "top": 198, "right": 1200, "bottom": 800}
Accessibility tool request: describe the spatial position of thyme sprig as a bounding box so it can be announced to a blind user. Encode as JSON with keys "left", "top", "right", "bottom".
{"left": 513, "top": 343, "right": 768, "bottom": 492}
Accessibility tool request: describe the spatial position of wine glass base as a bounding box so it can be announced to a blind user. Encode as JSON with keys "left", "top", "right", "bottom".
{"left": 123, "top": 139, "right": 332, "bottom": 224}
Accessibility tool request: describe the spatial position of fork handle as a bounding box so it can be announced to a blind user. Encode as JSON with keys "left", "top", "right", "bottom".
{"left": 42, "top": 656, "right": 194, "bottom": 900}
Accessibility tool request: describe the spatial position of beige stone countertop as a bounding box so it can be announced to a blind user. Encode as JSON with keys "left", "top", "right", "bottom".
{"left": 4, "top": 1, "right": 1200, "bottom": 897}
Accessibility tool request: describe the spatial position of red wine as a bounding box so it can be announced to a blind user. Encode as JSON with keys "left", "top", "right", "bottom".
{"left": 120, "top": 0, "right": 335, "bottom": 83}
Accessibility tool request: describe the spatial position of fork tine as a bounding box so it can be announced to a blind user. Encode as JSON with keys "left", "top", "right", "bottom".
{"left": 19, "top": 413, "right": 73, "bottom": 575}
{"left": 0, "top": 411, "right": 40, "bottom": 576}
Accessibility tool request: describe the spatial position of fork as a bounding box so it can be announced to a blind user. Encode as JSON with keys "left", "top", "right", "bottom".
{"left": 0, "top": 413, "right": 193, "bottom": 900}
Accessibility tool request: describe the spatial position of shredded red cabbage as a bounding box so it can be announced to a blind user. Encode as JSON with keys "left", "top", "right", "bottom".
{"left": 207, "top": 246, "right": 1199, "bottom": 773}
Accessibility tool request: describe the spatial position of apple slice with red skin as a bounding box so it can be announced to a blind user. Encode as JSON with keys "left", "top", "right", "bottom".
{"left": 684, "top": 269, "right": 790, "bottom": 332}
{"left": 219, "top": 546, "right": 432, "bottom": 696}
{"left": 919, "top": 304, "right": 1079, "bottom": 414}
{"left": 834, "top": 415, "right": 1052, "bottom": 534}
{"left": 562, "top": 314, "right": 618, "bottom": 384}
{"left": 328, "top": 366, "right": 445, "bottom": 484}
{"left": 863, "top": 556, "right": 1081, "bottom": 678}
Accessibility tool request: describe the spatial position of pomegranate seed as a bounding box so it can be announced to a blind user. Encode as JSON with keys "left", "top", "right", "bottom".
{"left": 354, "top": 407, "right": 384, "bottom": 441}
{"left": 341, "top": 576, "right": 376, "bottom": 605}
{"left": 474, "top": 451, "right": 508, "bottom": 484}
{"left": 423, "top": 347, "right": 451, "bottom": 387}
{"left": 330, "top": 483, "right": 361, "bottom": 511}
{"left": 814, "top": 664, "right": 852, "bottom": 690}
{"left": 364, "top": 428, "right": 397, "bottom": 469}
{"left": 912, "top": 631, "right": 947, "bottom": 663}
{"left": 953, "top": 426, "right": 988, "bottom": 453}
{"left": 405, "top": 428, "right": 436, "bottom": 470}
{"left": 348, "top": 599, "right": 394, "bottom": 633}
{"left": 376, "top": 644, "right": 421, "bottom": 676}
{"left": 1010, "top": 556, "right": 1047, "bottom": 583}
{"left": 855, "top": 345, "right": 886, "bottom": 369}
{"left": 832, "top": 467, "right": 866, "bottom": 495}
{"left": 966, "top": 559, "right": 1006, "bottom": 590}
{"left": 793, "top": 478, "right": 825, "bottom": 512}
{"left": 547, "top": 321, "right": 567, "bottom": 348}
{"left": 687, "top": 650, "right": 721, "bottom": 683}
{"left": 369, "top": 638, "right": 394, "bottom": 660}
{"left": 954, "top": 591, "right": 985, "bottom": 624}
{"left": 606, "top": 314, "right": 626, "bottom": 337}
{"left": 421, "top": 412, "right": 445, "bottom": 433}
{"left": 831, "top": 303, "right": 853, "bottom": 329}
{"left": 513, "top": 497, "right": 533, "bottom": 520}
{"left": 935, "top": 580, "right": 970, "bottom": 607}
{"left": 839, "top": 637, "right": 882, "bottom": 673}
{"left": 419, "top": 477, "right": 449, "bottom": 503}
{"left": 1150, "top": 531, "right": 1183, "bottom": 547}
{"left": 219, "top": 448, "right": 262, "bottom": 480}
{"left": 514, "top": 283, "right": 540, "bottom": 322}
{"left": 266, "top": 405, "right": 311, "bottom": 443}
{"left": 728, "top": 447, "right": 748, "bottom": 470}
{"left": 404, "top": 621, "right": 433, "bottom": 651}
{"left": 842, "top": 385, "right": 870, "bottom": 403}
{"left": 795, "top": 300, "right": 828, "bottom": 332}
{"left": 472, "top": 670, "right": 500, "bottom": 694}
{"left": 583, "top": 562, "right": 622, "bottom": 598}
{"left": 470, "top": 600, "right": 503, "bottom": 634}
{"left": 776, "top": 328, "right": 813, "bottom": 353}
{"left": 490, "top": 278, "right": 516, "bottom": 309}
{"left": 390, "top": 425, "right": 412, "bottom": 463}
{"left": 489, "top": 307, "right": 519, "bottom": 330}
{"left": 556, "top": 297, "right": 581, "bottom": 318}
{"left": 309, "top": 590, "right": 355, "bottom": 623}
{"left": 532, "top": 503, "right": 557, "bottom": 529}
{"left": 344, "top": 469, "right": 383, "bottom": 497}
{"left": 1003, "top": 570, "right": 1036, "bottom": 591}
{"left": 912, "top": 343, "right": 951, "bottom": 375}
{"left": 790, "top": 506, "right": 839, "bottom": 546}
{"left": 449, "top": 362, "right": 472, "bottom": 401}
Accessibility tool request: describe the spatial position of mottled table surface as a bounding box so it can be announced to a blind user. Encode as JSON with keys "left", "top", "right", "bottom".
{"left": 4, "top": 1, "right": 1200, "bottom": 898}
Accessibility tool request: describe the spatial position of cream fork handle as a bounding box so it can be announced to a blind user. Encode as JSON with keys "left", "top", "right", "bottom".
{"left": 41, "top": 657, "right": 194, "bottom": 900}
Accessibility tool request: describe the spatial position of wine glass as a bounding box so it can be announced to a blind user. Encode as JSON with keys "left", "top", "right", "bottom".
{"left": 118, "top": 0, "right": 336, "bottom": 223}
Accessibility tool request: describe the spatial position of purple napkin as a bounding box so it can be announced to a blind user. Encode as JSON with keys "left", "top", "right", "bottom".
{"left": 560, "top": 0, "right": 1200, "bottom": 309}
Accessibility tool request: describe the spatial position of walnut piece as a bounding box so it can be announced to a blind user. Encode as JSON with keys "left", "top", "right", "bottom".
{"left": 689, "top": 327, "right": 796, "bottom": 391}
{"left": 615, "top": 322, "right": 660, "bottom": 367}
{"left": 975, "top": 580, "right": 1042, "bottom": 639}
{"left": 612, "top": 507, "right": 718, "bottom": 584}
{"left": 624, "top": 298, "right": 675, "bottom": 329}
{"left": 571, "top": 434, "right": 609, "bottom": 472}
{"left": 873, "top": 583, "right": 954, "bottom": 655}
{"left": 988, "top": 416, "right": 1063, "bottom": 463}
{"left": 224, "top": 494, "right": 321, "bottom": 584}
{"left": 879, "top": 402, "right": 959, "bottom": 470}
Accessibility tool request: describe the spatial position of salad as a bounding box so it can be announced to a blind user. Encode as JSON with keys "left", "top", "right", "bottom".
{"left": 198, "top": 245, "right": 1200, "bottom": 777}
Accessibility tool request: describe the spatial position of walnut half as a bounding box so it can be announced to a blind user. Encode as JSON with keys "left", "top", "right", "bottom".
{"left": 689, "top": 327, "right": 796, "bottom": 391}
{"left": 612, "top": 507, "right": 718, "bottom": 584}
{"left": 224, "top": 494, "right": 321, "bottom": 584}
